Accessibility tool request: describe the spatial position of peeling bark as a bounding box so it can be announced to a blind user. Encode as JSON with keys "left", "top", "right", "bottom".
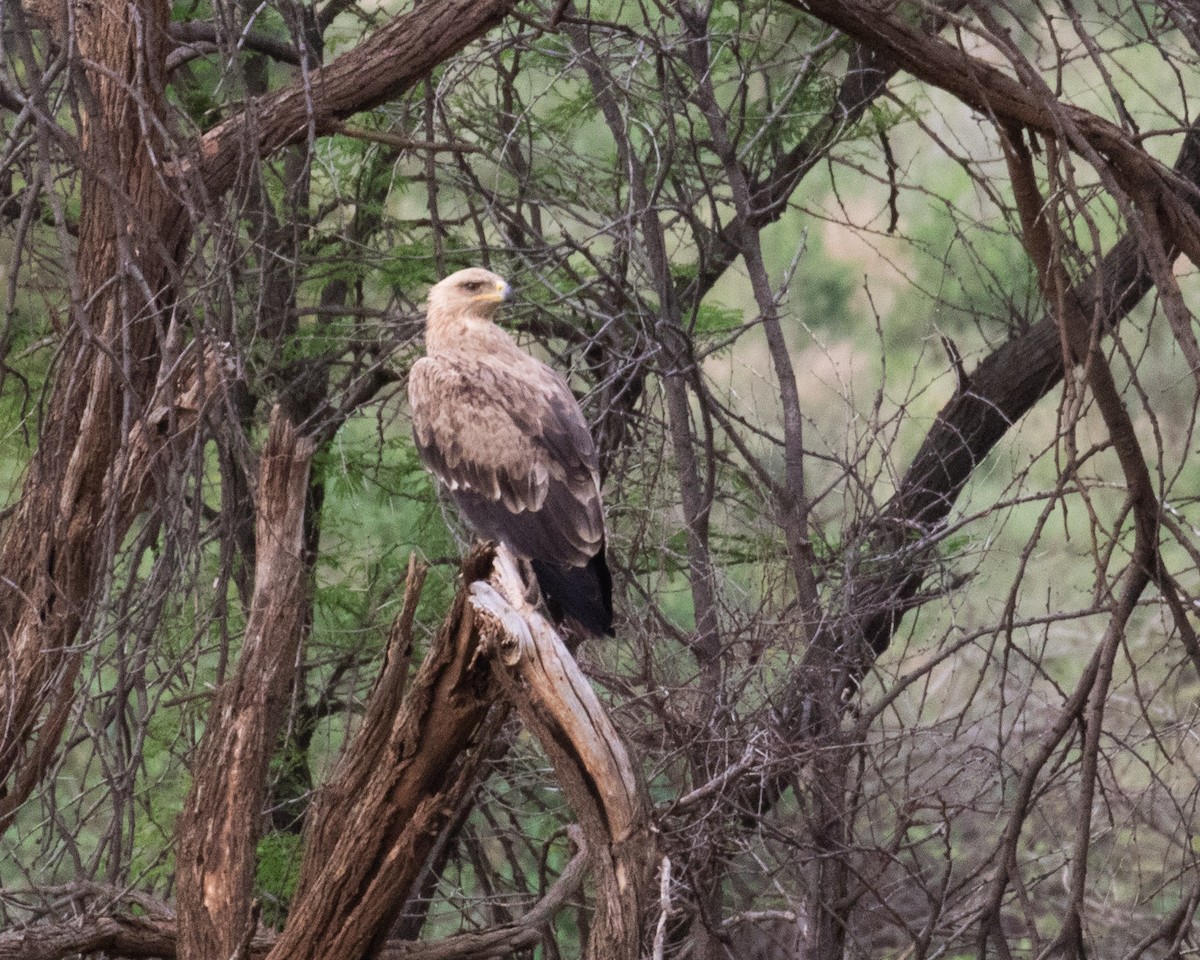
{"left": 176, "top": 408, "right": 316, "bottom": 960}
{"left": 0, "top": 545, "right": 650, "bottom": 960}
{"left": 0, "top": 0, "right": 518, "bottom": 839}
{"left": 266, "top": 547, "right": 500, "bottom": 960}
{"left": 0, "top": 0, "right": 180, "bottom": 817}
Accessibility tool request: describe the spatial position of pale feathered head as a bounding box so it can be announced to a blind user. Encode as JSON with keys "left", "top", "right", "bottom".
{"left": 426, "top": 267, "right": 511, "bottom": 322}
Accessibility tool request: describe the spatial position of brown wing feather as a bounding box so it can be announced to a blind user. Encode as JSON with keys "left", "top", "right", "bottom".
{"left": 408, "top": 351, "right": 603, "bottom": 568}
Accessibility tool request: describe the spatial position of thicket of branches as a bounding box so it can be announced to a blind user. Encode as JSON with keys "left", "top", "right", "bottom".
{"left": 1, "top": 0, "right": 1200, "bottom": 958}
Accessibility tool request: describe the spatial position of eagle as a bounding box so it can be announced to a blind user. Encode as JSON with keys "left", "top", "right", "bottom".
{"left": 408, "top": 267, "right": 614, "bottom": 637}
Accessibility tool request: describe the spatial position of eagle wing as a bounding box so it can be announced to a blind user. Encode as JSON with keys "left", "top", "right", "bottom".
{"left": 408, "top": 351, "right": 604, "bottom": 568}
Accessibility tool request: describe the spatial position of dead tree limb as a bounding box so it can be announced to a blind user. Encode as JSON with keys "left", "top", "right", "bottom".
{"left": 176, "top": 408, "right": 316, "bottom": 960}
{"left": 266, "top": 543, "right": 653, "bottom": 960}
{"left": 472, "top": 547, "right": 657, "bottom": 960}
{"left": 265, "top": 545, "right": 500, "bottom": 960}
{"left": 2, "top": 541, "right": 646, "bottom": 960}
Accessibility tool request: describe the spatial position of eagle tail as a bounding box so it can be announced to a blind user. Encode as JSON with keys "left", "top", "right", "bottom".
{"left": 531, "top": 553, "right": 614, "bottom": 637}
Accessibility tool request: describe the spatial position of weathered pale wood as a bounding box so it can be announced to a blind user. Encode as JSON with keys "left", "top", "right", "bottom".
{"left": 473, "top": 546, "right": 656, "bottom": 960}
{"left": 0, "top": 544, "right": 643, "bottom": 960}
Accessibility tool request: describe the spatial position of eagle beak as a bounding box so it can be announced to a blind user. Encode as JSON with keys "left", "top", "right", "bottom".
{"left": 473, "top": 280, "right": 511, "bottom": 305}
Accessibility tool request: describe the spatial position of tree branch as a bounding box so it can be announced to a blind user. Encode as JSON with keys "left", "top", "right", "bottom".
{"left": 265, "top": 546, "right": 500, "bottom": 960}
{"left": 0, "top": 845, "right": 588, "bottom": 960}
{"left": 193, "top": 0, "right": 516, "bottom": 198}
{"left": 782, "top": 0, "right": 1200, "bottom": 257}
{"left": 771, "top": 120, "right": 1200, "bottom": 757}
{"left": 176, "top": 408, "right": 316, "bottom": 960}
{"left": 470, "top": 546, "right": 657, "bottom": 960}
{"left": 169, "top": 21, "right": 302, "bottom": 67}
{"left": 683, "top": 0, "right": 968, "bottom": 306}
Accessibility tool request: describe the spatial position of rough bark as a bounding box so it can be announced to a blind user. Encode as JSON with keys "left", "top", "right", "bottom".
{"left": 266, "top": 547, "right": 500, "bottom": 960}
{"left": 0, "top": 0, "right": 180, "bottom": 820}
{"left": 176, "top": 408, "right": 316, "bottom": 960}
{"left": 0, "top": 0, "right": 517, "bottom": 837}
{"left": 0, "top": 847, "right": 586, "bottom": 960}
{"left": 0, "top": 546, "right": 647, "bottom": 960}
{"left": 249, "top": 544, "right": 649, "bottom": 960}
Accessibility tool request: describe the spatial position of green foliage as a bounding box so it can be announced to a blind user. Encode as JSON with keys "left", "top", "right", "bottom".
{"left": 788, "top": 244, "right": 858, "bottom": 332}
{"left": 171, "top": 56, "right": 225, "bottom": 127}
{"left": 256, "top": 832, "right": 303, "bottom": 928}
{"left": 373, "top": 241, "right": 449, "bottom": 293}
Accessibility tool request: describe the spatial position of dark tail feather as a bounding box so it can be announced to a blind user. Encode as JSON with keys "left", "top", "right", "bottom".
{"left": 531, "top": 552, "right": 614, "bottom": 637}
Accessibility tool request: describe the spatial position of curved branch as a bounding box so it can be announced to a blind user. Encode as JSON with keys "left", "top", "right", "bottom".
{"left": 683, "top": 0, "right": 968, "bottom": 306}
{"left": 783, "top": 0, "right": 1200, "bottom": 251}
{"left": 471, "top": 546, "right": 657, "bottom": 960}
{"left": 194, "top": 0, "right": 516, "bottom": 198}
{"left": 169, "top": 21, "right": 302, "bottom": 67}
{"left": 768, "top": 122, "right": 1200, "bottom": 782}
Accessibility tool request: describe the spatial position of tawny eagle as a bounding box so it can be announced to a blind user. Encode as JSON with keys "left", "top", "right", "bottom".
{"left": 408, "top": 267, "right": 614, "bottom": 636}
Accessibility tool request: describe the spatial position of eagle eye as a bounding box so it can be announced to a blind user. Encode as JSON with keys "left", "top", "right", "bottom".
{"left": 462, "top": 280, "right": 483, "bottom": 292}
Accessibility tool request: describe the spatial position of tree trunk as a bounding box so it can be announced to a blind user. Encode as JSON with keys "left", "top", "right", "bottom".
{"left": 264, "top": 547, "right": 500, "bottom": 960}
{"left": 0, "top": 0, "right": 179, "bottom": 824}
{"left": 0, "top": 0, "right": 519, "bottom": 835}
{"left": 176, "top": 408, "right": 316, "bottom": 960}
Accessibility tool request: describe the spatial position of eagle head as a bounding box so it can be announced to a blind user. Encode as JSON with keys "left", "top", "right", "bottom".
{"left": 427, "top": 267, "right": 511, "bottom": 321}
